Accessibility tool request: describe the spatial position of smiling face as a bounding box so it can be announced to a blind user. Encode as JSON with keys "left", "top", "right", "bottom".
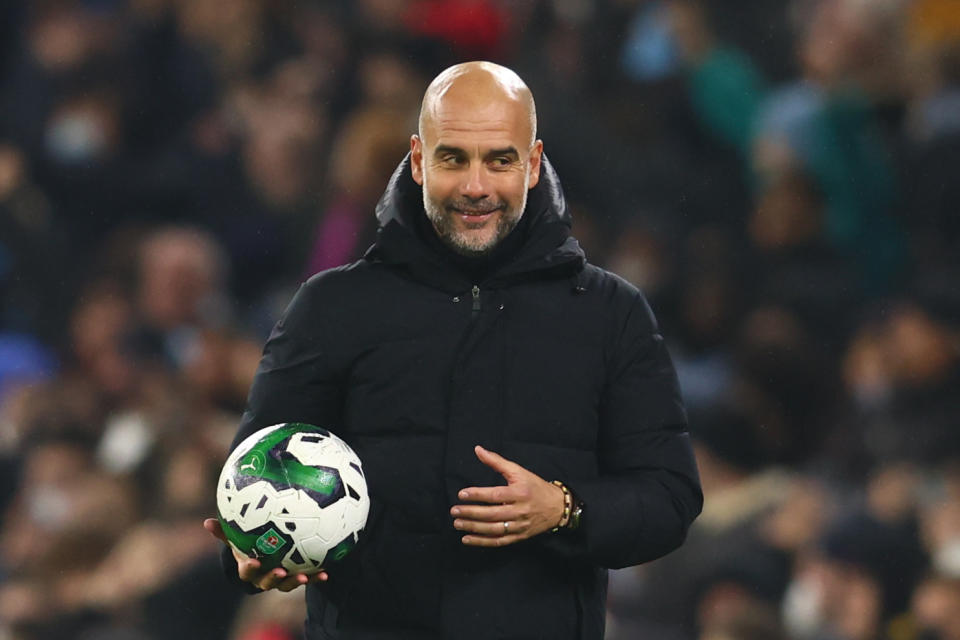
{"left": 410, "top": 62, "right": 543, "bottom": 257}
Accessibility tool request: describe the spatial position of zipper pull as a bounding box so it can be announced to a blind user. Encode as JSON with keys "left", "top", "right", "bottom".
{"left": 472, "top": 285, "right": 481, "bottom": 313}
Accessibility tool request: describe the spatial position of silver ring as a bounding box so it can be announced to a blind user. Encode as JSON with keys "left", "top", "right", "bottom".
{"left": 503, "top": 521, "right": 509, "bottom": 533}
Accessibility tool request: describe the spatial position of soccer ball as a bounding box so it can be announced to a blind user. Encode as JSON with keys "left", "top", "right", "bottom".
{"left": 216, "top": 423, "right": 369, "bottom": 574}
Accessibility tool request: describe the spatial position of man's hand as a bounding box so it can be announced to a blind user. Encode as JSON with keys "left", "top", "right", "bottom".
{"left": 202, "top": 518, "right": 328, "bottom": 592}
{"left": 451, "top": 445, "right": 565, "bottom": 547}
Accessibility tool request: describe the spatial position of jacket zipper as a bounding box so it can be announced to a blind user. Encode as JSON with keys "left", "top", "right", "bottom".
{"left": 471, "top": 285, "right": 481, "bottom": 318}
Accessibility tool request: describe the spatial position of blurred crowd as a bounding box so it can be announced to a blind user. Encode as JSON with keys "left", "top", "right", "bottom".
{"left": 0, "top": 0, "right": 959, "bottom": 639}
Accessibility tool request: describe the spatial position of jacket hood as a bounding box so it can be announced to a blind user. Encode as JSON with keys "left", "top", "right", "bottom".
{"left": 365, "top": 153, "right": 585, "bottom": 291}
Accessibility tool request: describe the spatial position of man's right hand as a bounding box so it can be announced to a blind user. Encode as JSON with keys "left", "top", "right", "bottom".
{"left": 203, "top": 518, "right": 329, "bottom": 592}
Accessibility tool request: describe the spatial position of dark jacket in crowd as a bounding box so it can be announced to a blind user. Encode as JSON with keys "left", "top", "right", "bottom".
{"left": 224, "top": 156, "right": 703, "bottom": 640}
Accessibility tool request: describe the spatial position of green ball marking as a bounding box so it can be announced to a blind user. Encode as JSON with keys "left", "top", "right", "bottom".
{"left": 235, "top": 424, "right": 340, "bottom": 498}
{"left": 218, "top": 516, "right": 287, "bottom": 568}
{"left": 327, "top": 535, "right": 356, "bottom": 563}
{"left": 237, "top": 450, "right": 265, "bottom": 476}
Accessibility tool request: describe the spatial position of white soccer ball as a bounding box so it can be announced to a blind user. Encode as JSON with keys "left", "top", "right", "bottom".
{"left": 216, "top": 423, "right": 369, "bottom": 574}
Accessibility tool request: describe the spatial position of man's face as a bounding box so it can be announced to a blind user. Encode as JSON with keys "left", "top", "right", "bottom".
{"left": 411, "top": 95, "right": 542, "bottom": 257}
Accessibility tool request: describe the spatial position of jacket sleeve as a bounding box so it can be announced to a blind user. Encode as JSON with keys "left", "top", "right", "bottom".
{"left": 231, "top": 279, "right": 347, "bottom": 450}
{"left": 542, "top": 291, "right": 703, "bottom": 569}
{"left": 220, "top": 277, "right": 348, "bottom": 591}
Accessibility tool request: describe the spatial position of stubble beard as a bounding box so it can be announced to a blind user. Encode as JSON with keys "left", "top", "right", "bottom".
{"left": 422, "top": 173, "right": 528, "bottom": 258}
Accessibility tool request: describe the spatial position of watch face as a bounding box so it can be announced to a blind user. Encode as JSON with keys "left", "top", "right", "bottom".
{"left": 569, "top": 502, "right": 583, "bottom": 529}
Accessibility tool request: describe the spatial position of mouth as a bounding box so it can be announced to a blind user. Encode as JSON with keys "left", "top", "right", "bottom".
{"left": 451, "top": 206, "right": 501, "bottom": 222}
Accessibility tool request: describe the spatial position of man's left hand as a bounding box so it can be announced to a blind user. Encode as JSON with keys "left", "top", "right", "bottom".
{"left": 451, "top": 445, "right": 565, "bottom": 547}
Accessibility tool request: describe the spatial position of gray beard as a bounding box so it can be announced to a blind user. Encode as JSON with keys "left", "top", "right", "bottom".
{"left": 422, "top": 175, "right": 528, "bottom": 257}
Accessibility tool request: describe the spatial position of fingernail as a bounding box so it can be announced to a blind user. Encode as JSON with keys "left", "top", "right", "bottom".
{"left": 459, "top": 490, "right": 469, "bottom": 499}
{"left": 451, "top": 507, "right": 460, "bottom": 515}
{"left": 453, "top": 520, "right": 463, "bottom": 529}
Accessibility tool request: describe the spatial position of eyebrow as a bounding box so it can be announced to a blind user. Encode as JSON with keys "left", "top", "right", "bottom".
{"left": 434, "top": 145, "right": 466, "bottom": 157}
{"left": 432, "top": 145, "right": 521, "bottom": 160}
{"left": 486, "top": 147, "right": 520, "bottom": 160}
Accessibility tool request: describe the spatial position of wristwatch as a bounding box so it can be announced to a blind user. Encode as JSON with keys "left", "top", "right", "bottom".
{"left": 566, "top": 496, "right": 584, "bottom": 531}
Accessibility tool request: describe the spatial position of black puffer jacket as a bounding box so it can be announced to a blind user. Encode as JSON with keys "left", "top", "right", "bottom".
{"left": 226, "top": 156, "right": 702, "bottom": 640}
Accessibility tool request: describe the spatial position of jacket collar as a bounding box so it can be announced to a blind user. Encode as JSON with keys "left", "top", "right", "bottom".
{"left": 365, "top": 153, "right": 585, "bottom": 292}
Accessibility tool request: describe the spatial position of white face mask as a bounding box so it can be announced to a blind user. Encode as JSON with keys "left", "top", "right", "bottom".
{"left": 933, "top": 537, "right": 960, "bottom": 577}
{"left": 782, "top": 574, "right": 827, "bottom": 639}
{"left": 851, "top": 376, "right": 892, "bottom": 410}
{"left": 45, "top": 110, "right": 109, "bottom": 164}
{"left": 26, "top": 486, "right": 73, "bottom": 530}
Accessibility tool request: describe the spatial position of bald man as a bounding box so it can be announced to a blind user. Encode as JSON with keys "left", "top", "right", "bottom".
{"left": 207, "top": 61, "right": 701, "bottom": 640}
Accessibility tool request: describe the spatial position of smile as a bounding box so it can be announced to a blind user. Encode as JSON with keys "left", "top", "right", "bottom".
{"left": 459, "top": 212, "right": 496, "bottom": 225}
{"left": 452, "top": 207, "right": 501, "bottom": 218}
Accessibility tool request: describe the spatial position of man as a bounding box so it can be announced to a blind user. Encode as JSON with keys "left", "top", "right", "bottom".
{"left": 205, "top": 61, "right": 702, "bottom": 640}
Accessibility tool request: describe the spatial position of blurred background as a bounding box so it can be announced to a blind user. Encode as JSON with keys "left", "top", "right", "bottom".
{"left": 1, "top": 0, "right": 959, "bottom": 638}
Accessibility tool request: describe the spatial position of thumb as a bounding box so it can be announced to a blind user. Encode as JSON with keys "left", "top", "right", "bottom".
{"left": 474, "top": 445, "right": 522, "bottom": 481}
{"left": 203, "top": 518, "right": 227, "bottom": 542}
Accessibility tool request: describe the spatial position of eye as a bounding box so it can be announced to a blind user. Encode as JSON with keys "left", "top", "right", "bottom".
{"left": 490, "top": 156, "right": 512, "bottom": 168}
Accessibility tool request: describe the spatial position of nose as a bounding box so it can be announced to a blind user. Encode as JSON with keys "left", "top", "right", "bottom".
{"left": 460, "top": 163, "right": 489, "bottom": 200}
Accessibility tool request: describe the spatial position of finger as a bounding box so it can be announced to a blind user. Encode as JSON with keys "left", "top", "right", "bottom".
{"left": 474, "top": 445, "right": 524, "bottom": 480}
{"left": 454, "top": 518, "right": 527, "bottom": 537}
{"left": 229, "top": 544, "right": 264, "bottom": 580}
{"left": 312, "top": 571, "right": 329, "bottom": 583}
{"left": 231, "top": 548, "right": 265, "bottom": 583}
{"left": 275, "top": 573, "right": 310, "bottom": 593}
{"left": 457, "top": 485, "right": 517, "bottom": 504}
{"left": 203, "top": 518, "right": 226, "bottom": 542}
{"left": 237, "top": 558, "right": 267, "bottom": 583}
{"left": 450, "top": 504, "right": 516, "bottom": 522}
{"left": 461, "top": 533, "right": 524, "bottom": 548}
{"left": 255, "top": 567, "right": 289, "bottom": 591}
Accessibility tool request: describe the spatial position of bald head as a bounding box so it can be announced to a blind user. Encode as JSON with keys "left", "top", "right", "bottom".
{"left": 410, "top": 61, "right": 543, "bottom": 257}
{"left": 418, "top": 61, "right": 537, "bottom": 149}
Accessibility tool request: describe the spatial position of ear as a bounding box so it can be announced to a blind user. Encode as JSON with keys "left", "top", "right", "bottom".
{"left": 526, "top": 140, "right": 544, "bottom": 189}
{"left": 410, "top": 135, "right": 424, "bottom": 186}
